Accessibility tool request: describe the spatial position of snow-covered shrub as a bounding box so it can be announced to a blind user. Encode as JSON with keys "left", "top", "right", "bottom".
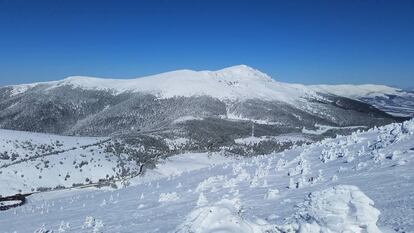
{"left": 34, "top": 224, "right": 52, "bottom": 233}
{"left": 82, "top": 216, "right": 95, "bottom": 228}
{"left": 57, "top": 221, "right": 70, "bottom": 232}
{"left": 320, "top": 147, "right": 348, "bottom": 163}
{"left": 92, "top": 219, "right": 104, "bottom": 233}
{"left": 401, "top": 119, "right": 414, "bottom": 134}
{"left": 176, "top": 198, "right": 271, "bottom": 233}
{"left": 159, "top": 192, "right": 180, "bottom": 202}
{"left": 195, "top": 175, "right": 226, "bottom": 192}
{"left": 82, "top": 215, "right": 104, "bottom": 232}
{"left": 196, "top": 192, "right": 209, "bottom": 207}
{"left": 296, "top": 185, "right": 382, "bottom": 233}
{"left": 265, "top": 188, "right": 280, "bottom": 200}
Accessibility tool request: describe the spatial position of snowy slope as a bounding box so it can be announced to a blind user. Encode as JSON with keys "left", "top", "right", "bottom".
{"left": 6, "top": 65, "right": 413, "bottom": 119}
{"left": 310, "top": 84, "right": 414, "bottom": 117}
{"left": 0, "top": 129, "right": 144, "bottom": 196}
{"left": 6, "top": 65, "right": 319, "bottom": 104}
{"left": 1, "top": 119, "right": 413, "bottom": 232}
{"left": 1, "top": 65, "right": 406, "bottom": 140}
{"left": 310, "top": 84, "right": 404, "bottom": 99}
{"left": 8, "top": 66, "right": 411, "bottom": 104}
{"left": 0, "top": 128, "right": 233, "bottom": 197}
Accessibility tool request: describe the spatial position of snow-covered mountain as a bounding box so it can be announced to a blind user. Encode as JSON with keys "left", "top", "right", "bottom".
{"left": 6, "top": 65, "right": 315, "bottom": 103}
{"left": 0, "top": 65, "right": 413, "bottom": 232}
{"left": 310, "top": 84, "right": 414, "bottom": 117}
{"left": 7, "top": 65, "right": 412, "bottom": 110}
{"left": 1, "top": 118, "right": 413, "bottom": 232}
{"left": 310, "top": 84, "right": 402, "bottom": 99}
{"left": 0, "top": 66, "right": 405, "bottom": 157}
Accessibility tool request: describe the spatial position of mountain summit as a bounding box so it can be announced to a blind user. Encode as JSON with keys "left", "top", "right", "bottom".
{"left": 211, "top": 64, "right": 273, "bottom": 82}
{"left": 6, "top": 65, "right": 314, "bottom": 103}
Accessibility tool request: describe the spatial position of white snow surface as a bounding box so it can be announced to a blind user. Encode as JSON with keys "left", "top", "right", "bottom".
{"left": 176, "top": 198, "right": 269, "bottom": 233}
{"left": 310, "top": 84, "right": 406, "bottom": 99}
{"left": 1, "top": 120, "right": 414, "bottom": 232}
{"left": 302, "top": 124, "right": 367, "bottom": 135}
{"left": 0, "top": 129, "right": 119, "bottom": 196}
{"left": 8, "top": 83, "right": 39, "bottom": 96}
{"left": 234, "top": 135, "right": 311, "bottom": 146}
{"left": 7, "top": 65, "right": 319, "bottom": 104}
{"left": 0, "top": 128, "right": 230, "bottom": 196}
{"left": 172, "top": 115, "right": 204, "bottom": 124}
{"left": 6, "top": 66, "right": 413, "bottom": 109}
{"left": 297, "top": 185, "right": 382, "bottom": 233}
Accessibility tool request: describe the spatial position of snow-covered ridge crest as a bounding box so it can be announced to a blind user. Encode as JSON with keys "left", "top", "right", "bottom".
{"left": 5, "top": 65, "right": 412, "bottom": 103}
{"left": 310, "top": 84, "right": 407, "bottom": 99}
{"left": 6, "top": 65, "right": 318, "bottom": 103}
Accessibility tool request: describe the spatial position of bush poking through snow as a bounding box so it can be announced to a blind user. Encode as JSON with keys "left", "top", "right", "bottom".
{"left": 265, "top": 188, "right": 280, "bottom": 200}
{"left": 82, "top": 216, "right": 104, "bottom": 232}
{"left": 159, "top": 192, "right": 180, "bottom": 202}
{"left": 196, "top": 192, "right": 209, "bottom": 207}
{"left": 296, "top": 185, "right": 382, "bottom": 233}
{"left": 176, "top": 198, "right": 271, "bottom": 233}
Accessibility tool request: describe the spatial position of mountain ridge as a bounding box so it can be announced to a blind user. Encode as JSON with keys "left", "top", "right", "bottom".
{"left": 309, "top": 84, "right": 408, "bottom": 99}
{"left": 3, "top": 65, "right": 317, "bottom": 103}
{"left": 5, "top": 65, "right": 412, "bottom": 104}
{"left": 0, "top": 65, "right": 408, "bottom": 157}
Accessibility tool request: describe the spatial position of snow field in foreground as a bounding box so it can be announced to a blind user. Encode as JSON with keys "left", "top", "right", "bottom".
{"left": 177, "top": 185, "right": 382, "bottom": 233}
{"left": 0, "top": 119, "right": 413, "bottom": 232}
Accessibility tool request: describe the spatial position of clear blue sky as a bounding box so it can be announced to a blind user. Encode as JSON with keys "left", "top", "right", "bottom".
{"left": 0, "top": 0, "right": 413, "bottom": 87}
